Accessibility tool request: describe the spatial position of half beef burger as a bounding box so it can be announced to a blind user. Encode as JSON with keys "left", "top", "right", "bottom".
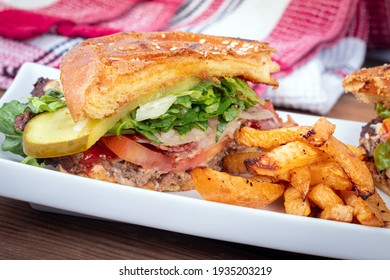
{"left": 1, "top": 31, "right": 282, "bottom": 191}
{"left": 343, "top": 64, "right": 390, "bottom": 195}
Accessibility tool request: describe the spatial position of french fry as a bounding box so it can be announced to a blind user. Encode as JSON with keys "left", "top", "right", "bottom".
{"left": 309, "top": 161, "right": 353, "bottom": 191}
{"left": 365, "top": 192, "right": 390, "bottom": 228}
{"left": 301, "top": 117, "right": 373, "bottom": 197}
{"left": 276, "top": 171, "right": 289, "bottom": 182}
{"left": 303, "top": 117, "right": 335, "bottom": 146}
{"left": 319, "top": 204, "right": 353, "bottom": 223}
{"left": 288, "top": 165, "right": 311, "bottom": 198}
{"left": 223, "top": 150, "right": 264, "bottom": 175}
{"left": 346, "top": 144, "right": 366, "bottom": 161}
{"left": 339, "top": 191, "right": 384, "bottom": 227}
{"left": 315, "top": 136, "right": 374, "bottom": 199}
{"left": 245, "top": 141, "right": 330, "bottom": 177}
{"left": 236, "top": 125, "right": 310, "bottom": 149}
{"left": 190, "top": 167, "right": 285, "bottom": 208}
{"left": 284, "top": 186, "right": 311, "bottom": 216}
{"left": 250, "top": 175, "right": 281, "bottom": 184}
{"left": 282, "top": 114, "right": 297, "bottom": 128}
{"left": 307, "top": 183, "right": 344, "bottom": 210}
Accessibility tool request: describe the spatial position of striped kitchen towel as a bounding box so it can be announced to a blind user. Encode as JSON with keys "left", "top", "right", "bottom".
{"left": 0, "top": 0, "right": 388, "bottom": 114}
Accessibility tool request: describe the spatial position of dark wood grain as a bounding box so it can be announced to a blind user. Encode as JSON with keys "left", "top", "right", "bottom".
{"left": 0, "top": 199, "right": 330, "bottom": 260}
{"left": 0, "top": 59, "right": 383, "bottom": 260}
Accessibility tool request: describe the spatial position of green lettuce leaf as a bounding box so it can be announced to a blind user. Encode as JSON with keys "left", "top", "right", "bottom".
{"left": 28, "top": 88, "right": 66, "bottom": 113}
{"left": 376, "top": 103, "right": 390, "bottom": 119}
{"left": 21, "top": 156, "right": 45, "bottom": 168}
{"left": 0, "top": 87, "right": 66, "bottom": 157}
{"left": 108, "top": 77, "right": 262, "bottom": 143}
{"left": 374, "top": 140, "right": 390, "bottom": 171}
{"left": 0, "top": 100, "right": 30, "bottom": 156}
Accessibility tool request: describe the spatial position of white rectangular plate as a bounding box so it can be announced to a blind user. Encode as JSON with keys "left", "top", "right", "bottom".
{"left": 1, "top": 63, "right": 389, "bottom": 259}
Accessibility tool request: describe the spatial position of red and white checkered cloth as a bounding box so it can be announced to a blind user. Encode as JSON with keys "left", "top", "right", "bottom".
{"left": 0, "top": 0, "right": 389, "bottom": 114}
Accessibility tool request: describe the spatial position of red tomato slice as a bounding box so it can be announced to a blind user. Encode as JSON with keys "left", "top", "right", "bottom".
{"left": 171, "top": 139, "right": 228, "bottom": 172}
{"left": 101, "top": 135, "right": 174, "bottom": 172}
{"left": 81, "top": 142, "right": 117, "bottom": 165}
{"left": 101, "top": 135, "right": 228, "bottom": 173}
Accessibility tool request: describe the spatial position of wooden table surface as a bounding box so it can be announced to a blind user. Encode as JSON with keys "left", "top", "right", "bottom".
{"left": 0, "top": 68, "right": 379, "bottom": 260}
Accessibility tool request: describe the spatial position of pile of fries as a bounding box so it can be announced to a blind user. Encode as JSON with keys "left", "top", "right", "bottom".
{"left": 190, "top": 117, "right": 390, "bottom": 228}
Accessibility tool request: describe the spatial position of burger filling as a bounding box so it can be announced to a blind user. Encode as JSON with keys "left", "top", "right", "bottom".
{"left": 0, "top": 76, "right": 282, "bottom": 191}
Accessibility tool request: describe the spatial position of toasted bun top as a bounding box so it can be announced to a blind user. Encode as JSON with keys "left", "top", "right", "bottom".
{"left": 60, "top": 31, "right": 280, "bottom": 121}
{"left": 342, "top": 64, "right": 390, "bottom": 108}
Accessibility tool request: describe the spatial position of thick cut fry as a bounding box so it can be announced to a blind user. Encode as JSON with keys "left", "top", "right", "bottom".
{"left": 190, "top": 167, "right": 285, "bottom": 208}
{"left": 319, "top": 204, "right": 353, "bottom": 223}
{"left": 309, "top": 161, "right": 353, "bottom": 191}
{"left": 276, "top": 171, "right": 289, "bottom": 182}
{"left": 246, "top": 141, "right": 330, "bottom": 177}
{"left": 250, "top": 175, "right": 281, "bottom": 184}
{"left": 284, "top": 186, "right": 311, "bottom": 216}
{"left": 363, "top": 192, "right": 390, "bottom": 228}
{"left": 307, "top": 183, "right": 344, "bottom": 210}
{"left": 282, "top": 114, "right": 297, "bottom": 128}
{"left": 289, "top": 165, "right": 311, "bottom": 198}
{"left": 339, "top": 191, "right": 384, "bottom": 227}
{"left": 303, "top": 117, "right": 335, "bottom": 146}
{"left": 223, "top": 151, "right": 264, "bottom": 175}
{"left": 236, "top": 126, "right": 310, "bottom": 149}
{"left": 316, "top": 136, "right": 374, "bottom": 199}
{"left": 346, "top": 144, "right": 366, "bottom": 161}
